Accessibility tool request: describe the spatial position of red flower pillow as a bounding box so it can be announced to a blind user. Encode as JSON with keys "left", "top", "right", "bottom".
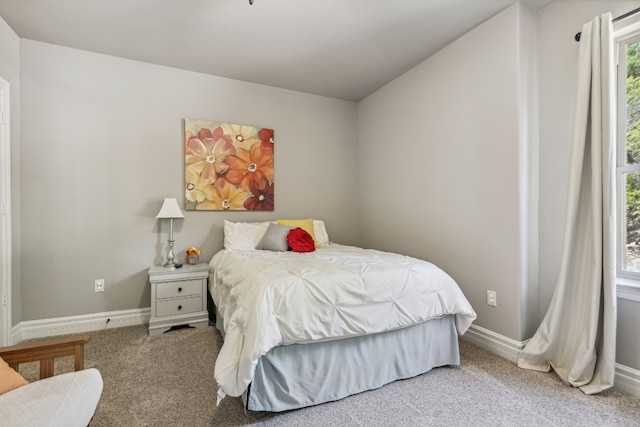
{"left": 287, "top": 227, "right": 316, "bottom": 253}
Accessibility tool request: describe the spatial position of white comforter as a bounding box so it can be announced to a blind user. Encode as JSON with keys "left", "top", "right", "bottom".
{"left": 209, "top": 243, "right": 477, "bottom": 401}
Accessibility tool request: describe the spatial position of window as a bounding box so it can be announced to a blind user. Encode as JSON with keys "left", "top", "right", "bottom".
{"left": 617, "top": 32, "right": 640, "bottom": 277}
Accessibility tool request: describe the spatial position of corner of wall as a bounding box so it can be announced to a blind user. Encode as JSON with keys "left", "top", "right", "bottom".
{"left": 516, "top": 0, "right": 541, "bottom": 341}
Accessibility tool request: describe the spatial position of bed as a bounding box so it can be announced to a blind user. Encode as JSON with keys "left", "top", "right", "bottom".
{"left": 208, "top": 220, "right": 476, "bottom": 412}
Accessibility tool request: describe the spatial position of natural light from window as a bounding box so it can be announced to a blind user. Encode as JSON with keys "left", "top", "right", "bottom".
{"left": 620, "top": 37, "right": 640, "bottom": 274}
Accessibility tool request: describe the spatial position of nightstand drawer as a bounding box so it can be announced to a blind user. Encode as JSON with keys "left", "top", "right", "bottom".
{"left": 156, "top": 296, "right": 203, "bottom": 317}
{"left": 156, "top": 279, "right": 202, "bottom": 299}
{"left": 148, "top": 263, "right": 209, "bottom": 336}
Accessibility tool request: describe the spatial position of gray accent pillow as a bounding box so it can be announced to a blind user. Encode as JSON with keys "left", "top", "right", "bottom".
{"left": 255, "top": 224, "right": 294, "bottom": 251}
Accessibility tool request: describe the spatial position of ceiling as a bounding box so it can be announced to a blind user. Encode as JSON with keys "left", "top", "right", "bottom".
{"left": 0, "top": 0, "right": 551, "bottom": 102}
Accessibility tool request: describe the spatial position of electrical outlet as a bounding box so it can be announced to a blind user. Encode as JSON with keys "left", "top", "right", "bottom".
{"left": 95, "top": 279, "right": 105, "bottom": 292}
{"left": 487, "top": 290, "right": 497, "bottom": 307}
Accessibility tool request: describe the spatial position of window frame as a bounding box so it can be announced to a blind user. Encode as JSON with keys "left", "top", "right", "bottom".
{"left": 616, "top": 30, "right": 640, "bottom": 281}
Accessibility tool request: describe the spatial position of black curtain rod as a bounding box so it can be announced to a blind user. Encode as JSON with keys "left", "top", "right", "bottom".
{"left": 575, "top": 6, "right": 640, "bottom": 41}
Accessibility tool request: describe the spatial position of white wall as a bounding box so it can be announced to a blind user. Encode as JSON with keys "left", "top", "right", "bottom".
{"left": 357, "top": 3, "right": 539, "bottom": 341}
{"left": 538, "top": 0, "right": 640, "bottom": 371}
{"left": 0, "top": 15, "right": 21, "bottom": 326}
{"left": 18, "top": 40, "right": 359, "bottom": 320}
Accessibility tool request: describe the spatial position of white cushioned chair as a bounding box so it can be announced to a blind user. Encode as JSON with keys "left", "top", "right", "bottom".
{"left": 0, "top": 335, "right": 103, "bottom": 427}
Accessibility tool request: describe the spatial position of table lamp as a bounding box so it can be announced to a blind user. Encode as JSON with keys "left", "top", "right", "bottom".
{"left": 156, "top": 198, "right": 184, "bottom": 268}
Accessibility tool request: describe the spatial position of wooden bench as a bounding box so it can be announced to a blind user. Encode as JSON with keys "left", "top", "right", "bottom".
{"left": 0, "top": 334, "right": 91, "bottom": 379}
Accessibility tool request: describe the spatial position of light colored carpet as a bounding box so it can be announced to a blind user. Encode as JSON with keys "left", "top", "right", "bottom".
{"left": 19, "top": 324, "right": 640, "bottom": 426}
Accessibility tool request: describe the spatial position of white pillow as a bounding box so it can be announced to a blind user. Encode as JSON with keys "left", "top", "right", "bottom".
{"left": 223, "top": 220, "right": 271, "bottom": 250}
{"left": 313, "top": 220, "right": 329, "bottom": 246}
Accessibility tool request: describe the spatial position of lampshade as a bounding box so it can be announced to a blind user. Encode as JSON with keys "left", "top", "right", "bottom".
{"left": 156, "top": 198, "right": 184, "bottom": 219}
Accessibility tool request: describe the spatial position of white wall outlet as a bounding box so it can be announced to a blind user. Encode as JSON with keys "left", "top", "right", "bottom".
{"left": 487, "top": 289, "right": 497, "bottom": 307}
{"left": 95, "top": 279, "right": 105, "bottom": 292}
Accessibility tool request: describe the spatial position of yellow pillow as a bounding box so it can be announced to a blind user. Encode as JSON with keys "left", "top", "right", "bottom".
{"left": 277, "top": 218, "right": 318, "bottom": 247}
{"left": 0, "top": 356, "right": 28, "bottom": 395}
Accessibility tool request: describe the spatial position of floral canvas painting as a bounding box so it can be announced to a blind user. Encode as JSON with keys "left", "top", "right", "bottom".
{"left": 184, "top": 119, "right": 274, "bottom": 211}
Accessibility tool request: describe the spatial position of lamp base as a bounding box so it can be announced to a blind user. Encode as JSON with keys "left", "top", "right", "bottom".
{"left": 164, "top": 236, "right": 177, "bottom": 269}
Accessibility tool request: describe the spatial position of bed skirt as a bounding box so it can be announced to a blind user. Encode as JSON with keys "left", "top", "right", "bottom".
{"left": 220, "top": 314, "right": 460, "bottom": 412}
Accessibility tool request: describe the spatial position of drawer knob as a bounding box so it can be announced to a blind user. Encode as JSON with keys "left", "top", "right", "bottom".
{"left": 178, "top": 305, "right": 182, "bottom": 310}
{"left": 178, "top": 287, "right": 183, "bottom": 292}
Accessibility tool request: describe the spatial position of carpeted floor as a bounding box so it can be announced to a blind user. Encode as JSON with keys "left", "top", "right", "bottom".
{"left": 19, "top": 324, "right": 640, "bottom": 426}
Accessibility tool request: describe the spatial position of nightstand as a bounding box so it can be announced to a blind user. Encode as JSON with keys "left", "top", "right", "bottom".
{"left": 148, "top": 263, "right": 209, "bottom": 336}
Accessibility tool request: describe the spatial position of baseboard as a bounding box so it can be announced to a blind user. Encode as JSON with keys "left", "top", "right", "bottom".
{"left": 462, "top": 324, "right": 528, "bottom": 363}
{"left": 463, "top": 324, "right": 640, "bottom": 397}
{"left": 615, "top": 363, "right": 640, "bottom": 397}
{"left": 11, "top": 308, "right": 151, "bottom": 342}
{"left": 10, "top": 322, "right": 21, "bottom": 345}
{"left": 9, "top": 310, "right": 640, "bottom": 397}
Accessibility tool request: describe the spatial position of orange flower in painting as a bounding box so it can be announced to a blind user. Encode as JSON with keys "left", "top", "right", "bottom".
{"left": 195, "top": 179, "right": 249, "bottom": 211}
{"left": 258, "top": 128, "right": 273, "bottom": 144}
{"left": 244, "top": 181, "right": 275, "bottom": 211}
{"left": 258, "top": 128, "right": 274, "bottom": 156}
{"left": 185, "top": 128, "right": 234, "bottom": 180}
{"left": 225, "top": 143, "right": 274, "bottom": 192}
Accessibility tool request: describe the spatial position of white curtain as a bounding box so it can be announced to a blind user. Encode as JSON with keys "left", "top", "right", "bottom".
{"left": 517, "top": 13, "right": 616, "bottom": 394}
